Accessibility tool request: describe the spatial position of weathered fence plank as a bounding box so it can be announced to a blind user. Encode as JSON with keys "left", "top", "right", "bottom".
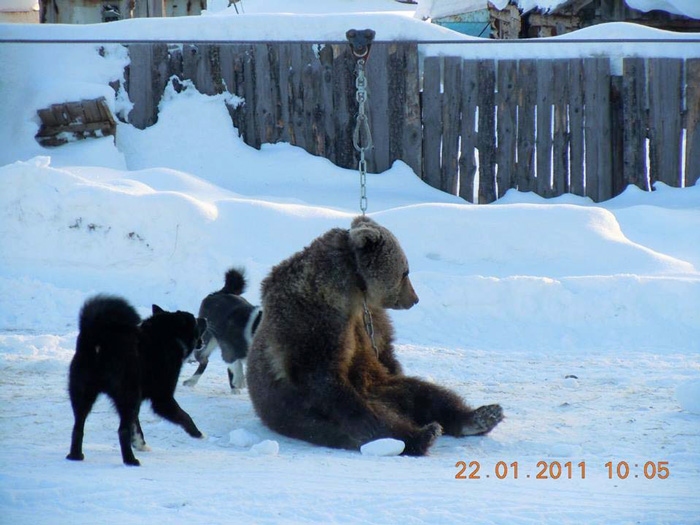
{"left": 254, "top": 44, "right": 276, "bottom": 145}
{"left": 301, "top": 60, "right": 320, "bottom": 156}
{"left": 610, "top": 75, "right": 625, "bottom": 197}
{"left": 422, "top": 57, "right": 442, "bottom": 188}
{"left": 649, "top": 58, "right": 684, "bottom": 188}
{"left": 584, "top": 58, "right": 612, "bottom": 202}
{"left": 126, "top": 43, "right": 169, "bottom": 129}
{"left": 516, "top": 59, "right": 536, "bottom": 193}
{"left": 552, "top": 60, "right": 569, "bottom": 197}
{"left": 622, "top": 57, "right": 648, "bottom": 190}
{"left": 318, "top": 45, "right": 335, "bottom": 162}
{"left": 441, "top": 57, "right": 462, "bottom": 194}
{"left": 401, "top": 43, "right": 422, "bottom": 178}
{"left": 288, "top": 45, "right": 307, "bottom": 152}
{"left": 568, "top": 59, "right": 584, "bottom": 196}
{"left": 459, "top": 60, "right": 478, "bottom": 203}
{"left": 536, "top": 60, "right": 554, "bottom": 198}
{"left": 365, "top": 43, "right": 390, "bottom": 173}
{"left": 477, "top": 59, "right": 496, "bottom": 204}
{"left": 242, "top": 46, "right": 259, "bottom": 149}
{"left": 496, "top": 60, "right": 517, "bottom": 199}
{"left": 686, "top": 58, "right": 700, "bottom": 188}
{"left": 332, "top": 45, "right": 356, "bottom": 170}
{"left": 276, "top": 44, "right": 293, "bottom": 144}
{"left": 387, "top": 44, "right": 405, "bottom": 169}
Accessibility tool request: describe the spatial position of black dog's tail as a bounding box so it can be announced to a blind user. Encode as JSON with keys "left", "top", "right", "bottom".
{"left": 221, "top": 268, "right": 247, "bottom": 295}
{"left": 78, "top": 295, "right": 141, "bottom": 338}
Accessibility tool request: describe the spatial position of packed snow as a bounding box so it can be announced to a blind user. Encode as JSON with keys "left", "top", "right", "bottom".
{"left": 361, "top": 438, "right": 407, "bottom": 456}
{"left": 1, "top": 2, "right": 699, "bottom": 523}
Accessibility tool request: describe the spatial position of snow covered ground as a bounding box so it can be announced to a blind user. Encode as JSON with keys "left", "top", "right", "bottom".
{"left": 1, "top": 2, "right": 700, "bottom": 523}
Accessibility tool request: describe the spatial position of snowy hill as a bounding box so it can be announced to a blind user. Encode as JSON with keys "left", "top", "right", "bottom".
{"left": 1, "top": 2, "right": 699, "bottom": 523}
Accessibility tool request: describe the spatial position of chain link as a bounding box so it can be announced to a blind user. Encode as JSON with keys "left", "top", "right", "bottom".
{"left": 352, "top": 59, "right": 373, "bottom": 215}
{"left": 363, "top": 299, "right": 379, "bottom": 358}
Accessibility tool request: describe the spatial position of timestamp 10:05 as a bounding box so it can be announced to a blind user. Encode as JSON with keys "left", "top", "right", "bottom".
{"left": 455, "top": 461, "right": 670, "bottom": 480}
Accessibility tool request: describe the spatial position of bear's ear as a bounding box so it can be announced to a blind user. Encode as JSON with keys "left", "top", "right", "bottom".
{"left": 349, "top": 224, "right": 382, "bottom": 251}
{"left": 351, "top": 215, "right": 378, "bottom": 229}
{"left": 152, "top": 304, "right": 165, "bottom": 315}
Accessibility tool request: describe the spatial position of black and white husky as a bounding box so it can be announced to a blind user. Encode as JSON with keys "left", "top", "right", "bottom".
{"left": 183, "top": 268, "right": 262, "bottom": 392}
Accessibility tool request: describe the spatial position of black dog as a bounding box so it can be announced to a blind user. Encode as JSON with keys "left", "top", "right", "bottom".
{"left": 66, "top": 296, "right": 207, "bottom": 466}
{"left": 183, "top": 268, "right": 262, "bottom": 392}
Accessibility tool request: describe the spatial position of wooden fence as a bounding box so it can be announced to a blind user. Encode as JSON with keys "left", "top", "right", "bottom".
{"left": 124, "top": 43, "right": 700, "bottom": 203}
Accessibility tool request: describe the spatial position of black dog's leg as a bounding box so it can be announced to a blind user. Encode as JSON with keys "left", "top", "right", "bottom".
{"left": 115, "top": 400, "right": 140, "bottom": 466}
{"left": 66, "top": 387, "right": 99, "bottom": 462}
{"left": 150, "top": 396, "right": 203, "bottom": 438}
{"left": 131, "top": 414, "right": 149, "bottom": 452}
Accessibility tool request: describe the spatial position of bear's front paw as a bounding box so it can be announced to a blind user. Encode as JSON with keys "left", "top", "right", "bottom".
{"left": 403, "top": 422, "right": 443, "bottom": 456}
{"left": 461, "top": 404, "right": 504, "bottom": 436}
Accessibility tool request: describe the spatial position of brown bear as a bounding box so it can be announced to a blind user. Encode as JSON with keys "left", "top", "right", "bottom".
{"left": 246, "top": 216, "right": 503, "bottom": 455}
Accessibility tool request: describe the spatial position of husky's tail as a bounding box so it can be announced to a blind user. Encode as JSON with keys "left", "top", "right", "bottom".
{"left": 221, "top": 268, "right": 247, "bottom": 295}
{"left": 78, "top": 295, "right": 141, "bottom": 343}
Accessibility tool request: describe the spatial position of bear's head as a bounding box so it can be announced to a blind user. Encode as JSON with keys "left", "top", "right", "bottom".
{"left": 349, "top": 216, "right": 419, "bottom": 310}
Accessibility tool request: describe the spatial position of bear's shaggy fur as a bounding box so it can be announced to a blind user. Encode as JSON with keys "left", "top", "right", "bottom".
{"left": 247, "top": 216, "right": 503, "bottom": 455}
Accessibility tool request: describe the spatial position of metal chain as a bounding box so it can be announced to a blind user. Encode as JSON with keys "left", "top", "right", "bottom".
{"left": 362, "top": 299, "right": 379, "bottom": 358}
{"left": 353, "top": 58, "right": 373, "bottom": 215}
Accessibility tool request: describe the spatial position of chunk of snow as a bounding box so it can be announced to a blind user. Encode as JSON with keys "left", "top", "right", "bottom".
{"left": 562, "top": 377, "right": 580, "bottom": 389}
{"left": 360, "top": 438, "right": 406, "bottom": 456}
{"left": 249, "top": 440, "right": 280, "bottom": 456}
{"left": 229, "top": 428, "right": 261, "bottom": 447}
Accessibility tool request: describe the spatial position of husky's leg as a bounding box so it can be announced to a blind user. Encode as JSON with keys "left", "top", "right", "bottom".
{"left": 183, "top": 336, "right": 217, "bottom": 387}
{"left": 228, "top": 359, "right": 246, "bottom": 393}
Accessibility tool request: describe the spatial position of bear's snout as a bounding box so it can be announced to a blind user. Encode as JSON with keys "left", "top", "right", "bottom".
{"left": 395, "top": 277, "right": 419, "bottom": 310}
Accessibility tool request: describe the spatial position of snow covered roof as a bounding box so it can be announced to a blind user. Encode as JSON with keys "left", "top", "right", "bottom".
{"left": 415, "top": 0, "right": 509, "bottom": 20}
{"left": 418, "top": 0, "right": 700, "bottom": 19}
{"left": 521, "top": 0, "right": 700, "bottom": 18}
{"left": 626, "top": 0, "right": 700, "bottom": 19}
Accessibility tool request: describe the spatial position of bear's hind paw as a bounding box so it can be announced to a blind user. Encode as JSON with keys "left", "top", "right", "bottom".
{"left": 461, "top": 404, "right": 504, "bottom": 436}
